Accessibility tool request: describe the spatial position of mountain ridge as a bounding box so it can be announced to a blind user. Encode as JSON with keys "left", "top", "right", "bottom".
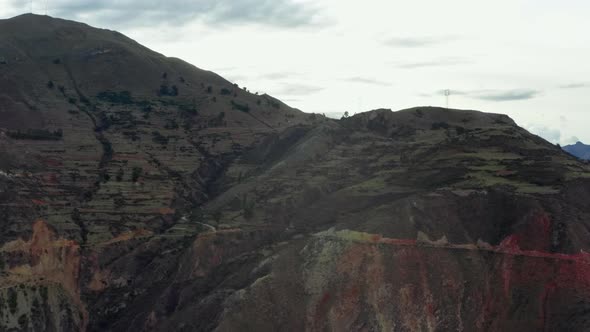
{"left": 564, "top": 141, "right": 590, "bottom": 160}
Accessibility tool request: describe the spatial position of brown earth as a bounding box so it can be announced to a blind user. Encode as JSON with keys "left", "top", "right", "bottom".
{"left": 1, "top": 13, "right": 590, "bottom": 332}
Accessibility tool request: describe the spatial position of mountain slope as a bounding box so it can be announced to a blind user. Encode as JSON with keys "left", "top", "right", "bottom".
{"left": 2, "top": 14, "right": 590, "bottom": 332}
{"left": 0, "top": 13, "right": 313, "bottom": 241}
{"left": 564, "top": 141, "right": 590, "bottom": 160}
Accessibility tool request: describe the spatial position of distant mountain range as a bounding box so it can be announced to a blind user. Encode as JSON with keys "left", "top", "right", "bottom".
{"left": 563, "top": 142, "right": 590, "bottom": 160}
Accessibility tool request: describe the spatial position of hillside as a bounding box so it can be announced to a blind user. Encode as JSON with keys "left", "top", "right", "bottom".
{"left": 564, "top": 141, "right": 590, "bottom": 160}
{"left": 2, "top": 14, "right": 590, "bottom": 331}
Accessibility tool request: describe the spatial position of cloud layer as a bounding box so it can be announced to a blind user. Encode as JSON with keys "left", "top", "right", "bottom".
{"left": 10, "top": 0, "right": 321, "bottom": 28}
{"left": 396, "top": 57, "right": 472, "bottom": 69}
{"left": 275, "top": 83, "right": 324, "bottom": 96}
{"left": 343, "top": 76, "right": 392, "bottom": 86}
{"left": 559, "top": 83, "right": 590, "bottom": 89}
{"left": 384, "top": 36, "right": 458, "bottom": 48}
{"left": 437, "top": 89, "right": 540, "bottom": 102}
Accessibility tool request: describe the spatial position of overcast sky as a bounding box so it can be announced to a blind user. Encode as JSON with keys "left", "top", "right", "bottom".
{"left": 2, "top": 0, "right": 590, "bottom": 144}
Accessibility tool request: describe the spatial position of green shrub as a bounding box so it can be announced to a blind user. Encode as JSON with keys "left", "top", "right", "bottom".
{"left": 7, "top": 288, "right": 18, "bottom": 314}
{"left": 114, "top": 196, "right": 125, "bottom": 209}
{"left": 159, "top": 85, "right": 170, "bottom": 96}
{"left": 158, "top": 85, "right": 178, "bottom": 97}
{"left": 241, "top": 194, "right": 255, "bottom": 219}
{"left": 7, "top": 129, "right": 63, "bottom": 140}
{"left": 152, "top": 131, "right": 169, "bottom": 145}
{"left": 17, "top": 314, "right": 28, "bottom": 327}
{"left": 165, "top": 119, "right": 179, "bottom": 129}
{"left": 231, "top": 100, "right": 250, "bottom": 113}
{"left": 132, "top": 167, "right": 143, "bottom": 182}
{"left": 40, "top": 286, "right": 48, "bottom": 302}
{"left": 116, "top": 168, "right": 124, "bottom": 181}
{"left": 431, "top": 122, "right": 450, "bottom": 130}
{"left": 97, "top": 91, "right": 133, "bottom": 104}
{"left": 100, "top": 170, "right": 110, "bottom": 183}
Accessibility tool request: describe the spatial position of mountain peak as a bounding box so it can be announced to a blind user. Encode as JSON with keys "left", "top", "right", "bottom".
{"left": 564, "top": 141, "right": 590, "bottom": 160}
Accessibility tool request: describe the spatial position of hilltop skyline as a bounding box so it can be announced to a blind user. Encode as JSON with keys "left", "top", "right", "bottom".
{"left": 2, "top": 0, "right": 589, "bottom": 144}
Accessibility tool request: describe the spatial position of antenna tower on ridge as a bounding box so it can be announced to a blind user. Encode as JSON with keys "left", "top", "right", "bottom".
{"left": 444, "top": 89, "right": 451, "bottom": 109}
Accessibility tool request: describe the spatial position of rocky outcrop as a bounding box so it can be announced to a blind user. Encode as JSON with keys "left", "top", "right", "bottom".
{"left": 0, "top": 220, "right": 85, "bottom": 331}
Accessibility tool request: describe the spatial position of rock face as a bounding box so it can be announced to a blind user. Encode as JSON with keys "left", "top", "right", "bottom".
{"left": 564, "top": 141, "right": 590, "bottom": 160}
{"left": 2, "top": 14, "right": 590, "bottom": 332}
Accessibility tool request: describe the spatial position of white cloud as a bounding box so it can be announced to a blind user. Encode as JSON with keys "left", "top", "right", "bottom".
{"left": 5, "top": 0, "right": 324, "bottom": 28}
{"left": 525, "top": 125, "right": 561, "bottom": 144}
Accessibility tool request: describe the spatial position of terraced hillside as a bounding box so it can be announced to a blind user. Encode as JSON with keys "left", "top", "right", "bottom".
{"left": 2, "top": 14, "right": 590, "bottom": 332}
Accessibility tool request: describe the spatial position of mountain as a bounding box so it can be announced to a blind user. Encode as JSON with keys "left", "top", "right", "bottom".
{"left": 564, "top": 141, "right": 590, "bottom": 160}
{"left": 2, "top": 14, "right": 590, "bottom": 331}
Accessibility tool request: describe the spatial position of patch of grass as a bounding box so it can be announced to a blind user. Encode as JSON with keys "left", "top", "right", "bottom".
{"left": 7, "top": 129, "right": 63, "bottom": 140}
{"left": 459, "top": 171, "right": 559, "bottom": 194}
{"left": 565, "top": 171, "right": 590, "bottom": 180}
{"left": 467, "top": 164, "right": 506, "bottom": 172}
{"left": 439, "top": 150, "right": 523, "bottom": 162}
{"left": 347, "top": 176, "right": 387, "bottom": 193}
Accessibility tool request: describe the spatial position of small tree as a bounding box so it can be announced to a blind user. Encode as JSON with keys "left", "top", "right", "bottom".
{"left": 241, "top": 194, "right": 255, "bottom": 220}
{"left": 132, "top": 167, "right": 143, "bottom": 182}
{"left": 159, "top": 85, "right": 169, "bottom": 96}
{"left": 114, "top": 196, "right": 125, "bottom": 209}
{"left": 212, "top": 210, "right": 222, "bottom": 223}
{"left": 116, "top": 168, "right": 124, "bottom": 181}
